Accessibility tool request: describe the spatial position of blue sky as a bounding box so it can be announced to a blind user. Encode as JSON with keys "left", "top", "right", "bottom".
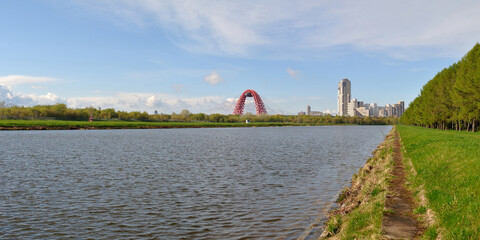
{"left": 1, "top": 0, "right": 480, "bottom": 115}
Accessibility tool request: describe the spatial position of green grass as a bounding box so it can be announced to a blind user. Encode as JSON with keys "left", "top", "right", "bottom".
{"left": 370, "top": 185, "right": 383, "bottom": 197}
{"left": 0, "top": 119, "right": 338, "bottom": 130}
{"left": 323, "top": 129, "right": 395, "bottom": 239}
{"left": 398, "top": 125, "right": 480, "bottom": 239}
{"left": 341, "top": 201, "right": 385, "bottom": 238}
{"left": 414, "top": 205, "right": 427, "bottom": 214}
{"left": 325, "top": 215, "right": 342, "bottom": 234}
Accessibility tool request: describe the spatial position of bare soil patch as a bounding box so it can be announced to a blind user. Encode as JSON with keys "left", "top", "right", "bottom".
{"left": 382, "top": 131, "right": 421, "bottom": 239}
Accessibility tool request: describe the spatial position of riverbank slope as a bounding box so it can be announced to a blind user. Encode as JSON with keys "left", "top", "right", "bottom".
{"left": 320, "top": 127, "right": 396, "bottom": 238}
{"left": 321, "top": 125, "right": 480, "bottom": 239}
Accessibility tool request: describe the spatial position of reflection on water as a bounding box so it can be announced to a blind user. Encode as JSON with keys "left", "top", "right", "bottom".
{"left": 0, "top": 125, "right": 391, "bottom": 239}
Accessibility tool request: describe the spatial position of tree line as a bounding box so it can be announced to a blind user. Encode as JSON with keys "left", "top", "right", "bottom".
{"left": 0, "top": 103, "right": 397, "bottom": 125}
{"left": 400, "top": 43, "right": 480, "bottom": 132}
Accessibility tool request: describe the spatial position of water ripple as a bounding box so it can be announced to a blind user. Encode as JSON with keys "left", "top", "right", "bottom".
{"left": 0, "top": 126, "right": 391, "bottom": 239}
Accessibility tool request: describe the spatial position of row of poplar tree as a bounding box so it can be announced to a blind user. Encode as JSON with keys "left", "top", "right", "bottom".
{"left": 400, "top": 43, "right": 480, "bottom": 132}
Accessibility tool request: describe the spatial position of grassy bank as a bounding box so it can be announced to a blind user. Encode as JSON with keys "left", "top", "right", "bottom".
{"left": 322, "top": 126, "right": 480, "bottom": 239}
{"left": 398, "top": 125, "right": 480, "bottom": 239}
{"left": 321, "top": 127, "right": 395, "bottom": 238}
{"left": 0, "top": 119, "right": 342, "bottom": 130}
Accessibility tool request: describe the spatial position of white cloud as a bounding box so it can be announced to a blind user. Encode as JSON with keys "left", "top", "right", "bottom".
{"left": 226, "top": 97, "right": 237, "bottom": 103}
{"left": 287, "top": 67, "right": 300, "bottom": 79}
{"left": 77, "top": 0, "right": 270, "bottom": 55}
{"left": 0, "top": 85, "right": 300, "bottom": 114}
{"left": 324, "top": 109, "right": 334, "bottom": 115}
{"left": 33, "top": 93, "right": 61, "bottom": 105}
{"left": 146, "top": 96, "right": 162, "bottom": 108}
{"left": 0, "top": 75, "right": 57, "bottom": 86}
{"left": 66, "top": 92, "right": 235, "bottom": 114}
{"left": 77, "top": 0, "right": 480, "bottom": 59}
{"left": 0, "top": 85, "right": 14, "bottom": 102}
{"left": 172, "top": 84, "right": 186, "bottom": 93}
{"left": 204, "top": 71, "right": 224, "bottom": 85}
{"left": 0, "top": 82, "right": 237, "bottom": 113}
{"left": 303, "top": 0, "right": 480, "bottom": 59}
{"left": 0, "top": 85, "right": 61, "bottom": 106}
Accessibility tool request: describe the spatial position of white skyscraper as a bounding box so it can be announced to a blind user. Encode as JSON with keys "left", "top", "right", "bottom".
{"left": 337, "top": 78, "right": 351, "bottom": 116}
{"left": 370, "top": 103, "right": 378, "bottom": 117}
{"left": 334, "top": 78, "right": 405, "bottom": 118}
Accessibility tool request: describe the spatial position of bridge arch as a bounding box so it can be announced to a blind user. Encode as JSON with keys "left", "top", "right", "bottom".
{"left": 233, "top": 89, "right": 267, "bottom": 115}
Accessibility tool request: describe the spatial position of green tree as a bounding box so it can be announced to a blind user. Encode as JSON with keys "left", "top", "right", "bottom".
{"left": 453, "top": 43, "right": 480, "bottom": 132}
{"left": 190, "top": 113, "right": 207, "bottom": 121}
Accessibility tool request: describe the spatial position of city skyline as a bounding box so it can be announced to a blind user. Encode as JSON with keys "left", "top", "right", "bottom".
{"left": 337, "top": 78, "right": 404, "bottom": 117}
{"left": 2, "top": 1, "right": 480, "bottom": 114}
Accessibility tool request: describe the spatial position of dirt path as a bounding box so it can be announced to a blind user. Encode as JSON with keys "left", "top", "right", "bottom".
{"left": 381, "top": 131, "right": 421, "bottom": 239}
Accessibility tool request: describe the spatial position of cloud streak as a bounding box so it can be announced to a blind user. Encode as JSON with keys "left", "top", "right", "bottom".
{"left": 0, "top": 75, "right": 57, "bottom": 86}
{"left": 78, "top": 0, "right": 480, "bottom": 59}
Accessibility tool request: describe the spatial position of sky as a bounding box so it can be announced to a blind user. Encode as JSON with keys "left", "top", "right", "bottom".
{"left": 1, "top": 0, "right": 480, "bottom": 115}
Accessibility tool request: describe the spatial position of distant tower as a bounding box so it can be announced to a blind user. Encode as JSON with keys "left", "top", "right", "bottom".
{"left": 337, "top": 78, "right": 351, "bottom": 116}
{"left": 397, "top": 101, "right": 405, "bottom": 117}
{"left": 306, "top": 105, "right": 311, "bottom": 116}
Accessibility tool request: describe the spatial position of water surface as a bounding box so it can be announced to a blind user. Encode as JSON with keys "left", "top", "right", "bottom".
{"left": 0, "top": 125, "right": 391, "bottom": 239}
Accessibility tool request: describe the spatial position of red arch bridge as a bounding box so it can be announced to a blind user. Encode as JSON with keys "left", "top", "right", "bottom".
{"left": 233, "top": 89, "right": 267, "bottom": 115}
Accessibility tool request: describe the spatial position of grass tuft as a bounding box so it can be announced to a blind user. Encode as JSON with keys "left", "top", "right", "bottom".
{"left": 414, "top": 206, "right": 427, "bottom": 214}
{"left": 336, "top": 188, "right": 348, "bottom": 203}
{"left": 326, "top": 215, "right": 342, "bottom": 234}
{"left": 370, "top": 186, "right": 382, "bottom": 197}
{"left": 422, "top": 227, "right": 438, "bottom": 240}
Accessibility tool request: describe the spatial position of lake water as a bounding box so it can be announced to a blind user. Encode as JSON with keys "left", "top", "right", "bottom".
{"left": 0, "top": 125, "right": 391, "bottom": 239}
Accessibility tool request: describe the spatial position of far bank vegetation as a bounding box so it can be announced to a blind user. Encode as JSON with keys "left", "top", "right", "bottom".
{"left": 0, "top": 103, "right": 397, "bottom": 125}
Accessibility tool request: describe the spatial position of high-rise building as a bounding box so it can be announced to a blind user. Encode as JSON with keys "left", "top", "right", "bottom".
{"left": 336, "top": 78, "right": 404, "bottom": 118}
{"left": 378, "top": 107, "right": 386, "bottom": 117}
{"left": 347, "top": 98, "right": 357, "bottom": 116}
{"left": 385, "top": 104, "right": 392, "bottom": 117}
{"left": 397, "top": 101, "right": 405, "bottom": 117}
{"left": 369, "top": 103, "right": 378, "bottom": 117}
{"left": 306, "top": 105, "right": 311, "bottom": 115}
{"left": 337, "top": 78, "right": 351, "bottom": 116}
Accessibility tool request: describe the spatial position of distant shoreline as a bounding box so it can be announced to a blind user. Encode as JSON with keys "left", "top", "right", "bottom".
{"left": 0, "top": 119, "right": 389, "bottom": 131}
